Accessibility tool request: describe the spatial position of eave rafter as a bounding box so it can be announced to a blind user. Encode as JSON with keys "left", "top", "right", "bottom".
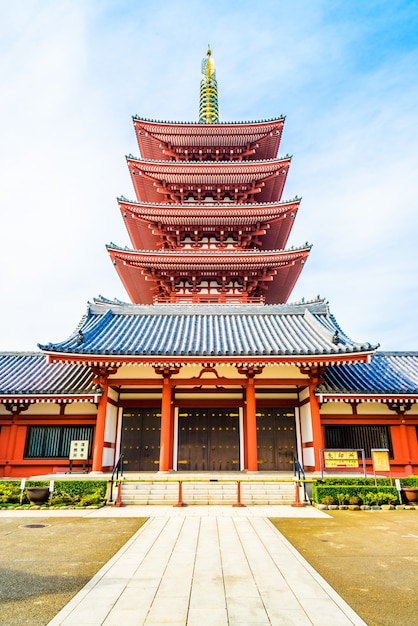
{"left": 107, "top": 246, "right": 310, "bottom": 304}
{"left": 118, "top": 197, "right": 300, "bottom": 251}
{"left": 44, "top": 351, "right": 375, "bottom": 369}
{"left": 133, "top": 117, "right": 285, "bottom": 162}
{"left": 127, "top": 157, "right": 291, "bottom": 204}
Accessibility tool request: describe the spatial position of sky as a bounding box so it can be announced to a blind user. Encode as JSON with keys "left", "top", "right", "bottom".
{"left": 1, "top": 0, "right": 418, "bottom": 352}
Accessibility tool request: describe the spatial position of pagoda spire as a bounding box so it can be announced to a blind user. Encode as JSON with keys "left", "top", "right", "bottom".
{"left": 199, "top": 46, "right": 219, "bottom": 124}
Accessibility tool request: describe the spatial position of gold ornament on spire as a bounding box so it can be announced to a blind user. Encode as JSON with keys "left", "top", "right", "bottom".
{"left": 199, "top": 46, "right": 219, "bottom": 124}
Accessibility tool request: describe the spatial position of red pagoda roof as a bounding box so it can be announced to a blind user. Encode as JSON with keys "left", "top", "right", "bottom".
{"left": 107, "top": 245, "right": 310, "bottom": 305}
{"left": 133, "top": 117, "right": 285, "bottom": 162}
{"left": 118, "top": 197, "right": 300, "bottom": 251}
{"left": 127, "top": 156, "right": 291, "bottom": 204}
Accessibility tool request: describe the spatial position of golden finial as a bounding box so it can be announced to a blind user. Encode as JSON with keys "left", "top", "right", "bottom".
{"left": 199, "top": 46, "right": 219, "bottom": 124}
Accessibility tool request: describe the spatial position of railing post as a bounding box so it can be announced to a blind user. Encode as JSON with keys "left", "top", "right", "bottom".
{"left": 291, "top": 480, "right": 304, "bottom": 507}
{"left": 115, "top": 481, "right": 123, "bottom": 507}
{"left": 233, "top": 481, "right": 246, "bottom": 507}
{"left": 174, "top": 481, "right": 186, "bottom": 507}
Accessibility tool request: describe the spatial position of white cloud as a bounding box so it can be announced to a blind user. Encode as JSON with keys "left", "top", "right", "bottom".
{"left": 0, "top": 0, "right": 417, "bottom": 351}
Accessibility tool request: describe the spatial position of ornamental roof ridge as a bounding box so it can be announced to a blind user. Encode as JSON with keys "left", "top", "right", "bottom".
{"left": 126, "top": 154, "right": 292, "bottom": 165}
{"left": 132, "top": 115, "right": 286, "bottom": 125}
{"left": 117, "top": 196, "right": 302, "bottom": 206}
{"left": 0, "top": 350, "right": 44, "bottom": 357}
{"left": 106, "top": 243, "right": 312, "bottom": 254}
{"left": 375, "top": 351, "right": 418, "bottom": 357}
{"left": 87, "top": 299, "right": 329, "bottom": 317}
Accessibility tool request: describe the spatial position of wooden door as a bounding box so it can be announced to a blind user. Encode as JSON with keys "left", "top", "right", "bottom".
{"left": 177, "top": 408, "right": 240, "bottom": 471}
{"left": 256, "top": 408, "right": 296, "bottom": 471}
{"left": 121, "top": 408, "right": 161, "bottom": 471}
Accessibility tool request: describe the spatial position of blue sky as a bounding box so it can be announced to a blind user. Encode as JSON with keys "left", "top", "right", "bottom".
{"left": 1, "top": 0, "right": 417, "bottom": 351}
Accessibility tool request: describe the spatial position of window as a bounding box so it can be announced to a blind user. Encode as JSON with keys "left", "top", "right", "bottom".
{"left": 324, "top": 425, "right": 393, "bottom": 459}
{"left": 24, "top": 426, "right": 93, "bottom": 458}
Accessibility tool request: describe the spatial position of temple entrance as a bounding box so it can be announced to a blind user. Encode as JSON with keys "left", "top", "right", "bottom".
{"left": 121, "top": 408, "right": 161, "bottom": 471}
{"left": 256, "top": 408, "right": 296, "bottom": 470}
{"left": 177, "top": 408, "right": 240, "bottom": 471}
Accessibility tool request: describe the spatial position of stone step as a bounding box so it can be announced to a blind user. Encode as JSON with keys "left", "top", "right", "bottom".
{"left": 119, "top": 480, "right": 298, "bottom": 505}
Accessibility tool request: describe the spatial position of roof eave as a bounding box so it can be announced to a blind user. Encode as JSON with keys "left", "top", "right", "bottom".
{"left": 42, "top": 351, "right": 374, "bottom": 368}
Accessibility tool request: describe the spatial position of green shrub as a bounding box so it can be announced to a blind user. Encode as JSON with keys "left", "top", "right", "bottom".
{"left": 312, "top": 481, "right": 399, "bottom": 505}
{"left": 0, "top": 480, "right": 107, "bottom": 506}
{"left": 79, "top": 490, "right": 105, "bottom": 507}
{"left": 0, "top": 483, "right": 21, "bottom": 504}
{"left": 321, "top": 495, "right": 334, "bottom": 506}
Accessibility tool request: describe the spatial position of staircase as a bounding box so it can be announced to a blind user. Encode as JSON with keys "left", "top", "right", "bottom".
{"left": 118, "top": 476, "right": 298, "bottom": 505}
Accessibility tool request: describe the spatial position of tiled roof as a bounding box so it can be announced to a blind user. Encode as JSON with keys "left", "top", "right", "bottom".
{"left": 117, "top": 197, "right": 300, "bottom": 226}
{"left": 319, "top": 352, "right": 418, "bottom": 397}
{"left": 39, "top": 299, "right": 375, "bottom": 364}
{"left": 0, "top": 352, "right": 97, "bottom": 400}
{"left": 132, "top": 117, "right": 285, "bottom": 161}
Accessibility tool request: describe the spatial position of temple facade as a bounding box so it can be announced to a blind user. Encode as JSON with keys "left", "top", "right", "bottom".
{"left": 1, "top": 50, "right": 417, "bottom": 478}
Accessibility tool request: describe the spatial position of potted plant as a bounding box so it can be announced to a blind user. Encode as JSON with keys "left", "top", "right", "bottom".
{"left": 401, "top": 487, "right": 418, "bottom": 504}
{"left": 26, "top": 486, "right": 50, "bottom": 505}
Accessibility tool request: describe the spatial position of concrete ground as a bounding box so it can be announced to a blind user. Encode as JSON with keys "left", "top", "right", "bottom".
{"left": 0, "top": 506, "right": 417, "bottom": 625}
{"left": 0, "top": 515, "right": 146, "bottom": 626}
{"left": 271, "top": 510, "right": 418, "bottom": 626}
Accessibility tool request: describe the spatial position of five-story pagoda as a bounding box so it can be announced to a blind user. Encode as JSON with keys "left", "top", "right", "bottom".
{"left": 108, "top": 48, "right": 310, "bottom": 305}
{"left": 40, "top": 49, "right": 375, "bottom": 475}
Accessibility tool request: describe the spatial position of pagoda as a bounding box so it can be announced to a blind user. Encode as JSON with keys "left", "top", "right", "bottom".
{"left": 107, "top": 48, "right": 310, "bottom": 306}
{"left": 12, "top": 47, "right": 418, "bottom": 483}
{"left": 34, "top": 48, "right": 377, "bottom": 476}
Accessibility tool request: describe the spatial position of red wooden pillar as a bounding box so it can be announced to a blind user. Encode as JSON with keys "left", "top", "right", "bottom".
{"left": 309, "top": 382, "right": 324, "bottom": 471}
{"left": 246, "top": 376, "right": 258, "bottom": 471}
{"left": 160, "top": 376, "right": 172, "bottom": 471}
{"left": 156, "top": 367, "right": 179, "bottom": 472}
{"left": 242, "top": 404, "right": 248, "bottom": 469}
{"left": 92, "top": 380, "right": 108, "bottom": 472}
{"left": 91, "top": 366, "right": 117, "bottom": 473}
{"left": 238, "top": 367, "right": 262, "bottom": 472}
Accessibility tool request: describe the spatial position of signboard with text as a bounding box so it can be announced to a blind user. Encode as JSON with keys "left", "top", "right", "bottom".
{"left": 320, "top": 449, "right": 366, "bottom": 477}
{"left": 69, "top": 440, "right": 89, "bottom": 461}
{"left": 371, "top": 448, "right": 390, "bottom": 472}
{"left": 324, "top": 450, "right": 359, "bottom": 468}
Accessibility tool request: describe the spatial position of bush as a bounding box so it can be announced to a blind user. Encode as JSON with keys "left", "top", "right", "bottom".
{"left": 79, "top": 490, "right": 105, "bottom": 506}
{"left": 0, "top": 483, "right": 21, "bottom": 504}
{"left": 321, "top": 495, "right": 334, "bottom": 506}
{"left": 0, "top": 480, "right": 107, "bottom": 507}
{"left": 312, "top": 480, "right": 399, "bottom": 506}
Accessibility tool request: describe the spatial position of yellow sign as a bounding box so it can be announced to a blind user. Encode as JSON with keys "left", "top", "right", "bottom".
{"left": 371, "top": 449, "right": 390, "bottom": 472}
{"left": 325, "top": 459, "right": 359, "bottom": 468}
{"left": 324, "top": 451, "right": 359, "bottom": 468}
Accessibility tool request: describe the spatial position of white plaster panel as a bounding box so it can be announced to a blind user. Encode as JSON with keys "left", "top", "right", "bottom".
{"left": 26, "top": 403, "right": 62, "bottom": 415}
{"left": 357, "top": 403, "right": 393, "bottom": 415}
{"left": 104, "top": 403, "right": 118, "bottom": 443}
{"left": 299, "top": 387, "right": 310, "bottom": 402}
{"left": 320, "top": 402, "right": 352, "bottom": 415}
{"left": 108, "top": 387, "right": 119, "bottom": 402}
{"left": 299, "top": 403, "right": 313, "bottom": 442}
{"left": 102, "top": 447, "right": 115, "bottom": 467}
{"left": 256, "top": 364, "right": 306, "bottom": 379}
{"left": 65, "top": 402, "right": 97, "bottom": 415}
{"left": 303, "top": 447, "right": 315, "bottom": 466}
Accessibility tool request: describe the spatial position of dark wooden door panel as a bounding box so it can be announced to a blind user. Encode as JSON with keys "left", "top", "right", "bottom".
{"left": 121, "top": 409, "right": 161, "bottom": 471}
{"left": 256, "top": 409, "right": 296, "bottom": 471}
{"left": 178, "top": 409, "right": 240, "bottom": 471}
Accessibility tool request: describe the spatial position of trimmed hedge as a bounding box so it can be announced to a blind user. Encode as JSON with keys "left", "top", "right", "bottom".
{"left": 0, "top": 480, "right": 107, "bottom": 507}
{"left": 312, "top": 476, "right": 418, "bottom": 505}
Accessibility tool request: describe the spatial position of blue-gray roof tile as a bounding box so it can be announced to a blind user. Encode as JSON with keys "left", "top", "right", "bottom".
{"left": 38, "top": 299, "right": 376, "bottom": 360}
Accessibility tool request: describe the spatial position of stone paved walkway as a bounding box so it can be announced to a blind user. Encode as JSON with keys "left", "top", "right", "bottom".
{"left": 39, "top": 506, "right": 366, "bottom": 626}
